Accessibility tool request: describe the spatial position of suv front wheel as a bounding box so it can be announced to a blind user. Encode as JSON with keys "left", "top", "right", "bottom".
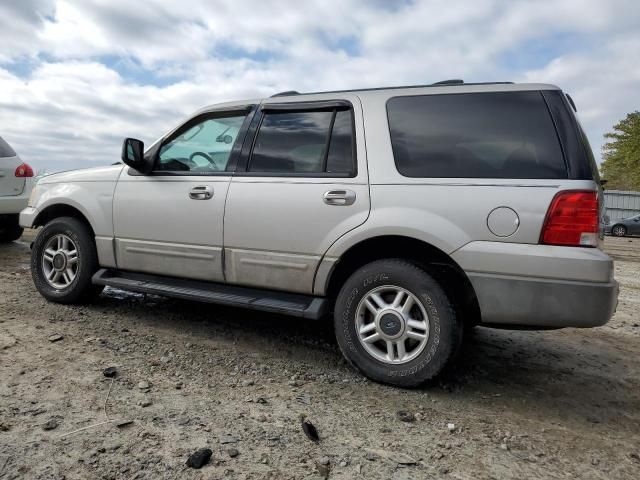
{"left": 334, "top": 259, "right": 461, "bottom": 388}
{"left": 31, "top": 217, "right": 103, "bottom": 304}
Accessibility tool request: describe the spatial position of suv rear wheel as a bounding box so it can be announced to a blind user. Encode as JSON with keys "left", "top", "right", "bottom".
{"left": 31, "top": 217, "right": 103, "bottom": 303}
{"left": 334, "top": 259, "right": 462, "bottom": 388}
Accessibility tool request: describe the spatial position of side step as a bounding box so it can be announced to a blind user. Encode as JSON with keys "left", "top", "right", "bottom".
{"left": 92, "top": 269, "right": 329, "bottom": 320}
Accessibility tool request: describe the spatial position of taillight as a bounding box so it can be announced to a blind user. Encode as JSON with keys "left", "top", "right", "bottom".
{"left": 540, "top": 190, "right": 598, "bottom": 247}
{"left": 15, "top": 163, "right": 34, "bottom": 177}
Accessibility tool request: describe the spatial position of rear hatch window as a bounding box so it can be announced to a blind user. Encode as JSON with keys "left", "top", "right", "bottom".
{"left": 0, "top": 136, "right": 17, "bottom": 158}
{"left": 387, "top": 91, "right": 567, "bottom": 179}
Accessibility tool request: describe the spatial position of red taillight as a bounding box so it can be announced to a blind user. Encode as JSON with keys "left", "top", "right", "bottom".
{"left": 15, "top": 163, "right": 34, "bottom": 177}
{"left": 541, "top": 190, "right": 598, "bottom": 247}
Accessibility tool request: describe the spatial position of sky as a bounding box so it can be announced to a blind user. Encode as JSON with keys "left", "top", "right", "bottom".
{"left": 0, "top": 0, "right": 639, "bottom": 173}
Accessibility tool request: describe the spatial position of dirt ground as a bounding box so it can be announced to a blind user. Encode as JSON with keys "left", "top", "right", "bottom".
{"left": 1, "top": 231, "right": 639, "bottom": 480}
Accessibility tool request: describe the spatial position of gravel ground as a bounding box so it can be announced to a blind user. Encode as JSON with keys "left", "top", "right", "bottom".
{"left": 1, "top": 231, "right": 639, "bottom": 480}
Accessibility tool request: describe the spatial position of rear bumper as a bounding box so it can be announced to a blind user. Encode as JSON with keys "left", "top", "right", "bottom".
{"left": 468, "top": 273, "right": 618, "bottom": 328}
{"left": 453, "top": 241, "right": 618, "bottom": 328}
{"left": 0, "top": 193, "right": 29, "bottom": 214}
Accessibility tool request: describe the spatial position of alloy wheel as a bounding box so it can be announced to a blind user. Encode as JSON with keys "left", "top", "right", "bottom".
{"left": 355, "top": 285, "right": 430, "bottom": 364}
{"left": 41, "top": 234, "right": 79, "bottom": 289}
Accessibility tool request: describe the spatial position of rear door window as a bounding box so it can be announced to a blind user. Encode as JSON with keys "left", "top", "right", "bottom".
{"left": 387, "top": 91, "right": 567, "bottom": 179}
{"left": 248, "top": 108, "right": 355, "bottom": 175}
{"left": 0, "top": 137, "right": 16, "bottom": 158}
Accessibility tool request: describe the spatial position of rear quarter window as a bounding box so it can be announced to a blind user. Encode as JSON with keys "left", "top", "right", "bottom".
{"left": 386, "top": 91, "right": 567, "bottom": 179}
{"left": 0, "top": 136, "right": 16, "bottom": 158}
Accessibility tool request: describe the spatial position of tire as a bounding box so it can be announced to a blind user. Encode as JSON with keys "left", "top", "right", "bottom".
{"left": 0, "top": 215, "right": 23, "bottom": 242}
{"left": 334, "top": 259, "right": 462, "bottom": 388}
{"left": 612, "top": 224, "right": 627, "bottom": 237}
{"left": 31, "top": 216, "right": 103, "bottom": 304}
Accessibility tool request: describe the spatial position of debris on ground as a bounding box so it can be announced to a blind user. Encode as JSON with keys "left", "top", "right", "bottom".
{"left": 42, "top": 418, "right": 59, "bottom": 431}
{"left": 186, "top": 448, "right": 212, "bottom": 469}
{"left": 396, "top": 410, "right": 416, "bottom": 423}
{"left": 102, "top": 366, "right": 117, "bottom": 378}
{"left": 301, "top": 416, "right": 320, "bottom": 443}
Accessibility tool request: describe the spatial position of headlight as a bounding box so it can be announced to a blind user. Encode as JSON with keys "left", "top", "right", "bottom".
{"left": 27, "top": 185, "right": 38, "bottom": 207}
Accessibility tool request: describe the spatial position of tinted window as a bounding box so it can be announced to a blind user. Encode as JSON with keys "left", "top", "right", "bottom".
{"left": 327, "top": 110, "right": 354, "bottom": 174}
{"left": 249, "top": 109, "right": 354, "bottom": 174}
{"left": 156, "top": 114, "right": 246, "bottom": 173}
{"left": 0, "top": 136, "right": 16, "bottom": 158}
{"left": 387, "top": 92, "right": 567, "bottom": 179}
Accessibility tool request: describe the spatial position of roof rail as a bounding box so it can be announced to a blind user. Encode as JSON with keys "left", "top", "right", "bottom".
{"left": 271, "top": 90, "right": 299, "bottom": 97}
{"left": 271, "top": 82, "right": 517, "bottom": 97}
{"left": 432, "top": 79, "right": 464, "bottom": 85}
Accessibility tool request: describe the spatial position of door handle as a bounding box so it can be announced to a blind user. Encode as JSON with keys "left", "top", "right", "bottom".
{"left": 189, "top": 185, "right": 213, "bottom": 200}
{"left": 323, "top": 189, "right": 356, "bottom": 206}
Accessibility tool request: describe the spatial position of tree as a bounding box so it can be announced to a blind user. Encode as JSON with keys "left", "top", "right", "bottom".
{"left": 600, "top": 111, "right": 640, "bottom": 191}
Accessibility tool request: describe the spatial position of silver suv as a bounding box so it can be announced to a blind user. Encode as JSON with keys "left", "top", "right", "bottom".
{"left": 21, "top": 81, "right": 618, "bottom": 387}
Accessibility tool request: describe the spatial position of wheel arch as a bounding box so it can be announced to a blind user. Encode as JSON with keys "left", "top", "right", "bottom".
{"left": 322, "top": 235, "right": 481, "bottom": 326}
{"left": 33, "top": 203, "right": 96, "bottom": 238}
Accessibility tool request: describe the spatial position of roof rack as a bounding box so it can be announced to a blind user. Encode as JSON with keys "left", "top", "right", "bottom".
{"left": 270, "top": 90, "right": 299, "bottom": 97}
{"left": 431, "top": 79, "right": 465, "bottom": 85}
{"left": 271, "top": 81, "right": 515, "bottom": 98}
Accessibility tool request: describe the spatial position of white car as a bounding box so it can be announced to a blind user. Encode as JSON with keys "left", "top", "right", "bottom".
{"left": 0, "top": 136, "right": 34, "bottom": 242}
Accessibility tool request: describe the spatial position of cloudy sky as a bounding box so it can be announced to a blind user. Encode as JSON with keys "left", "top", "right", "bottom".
{"left": 1, "top": 0, "right": 639, "bottom": 173}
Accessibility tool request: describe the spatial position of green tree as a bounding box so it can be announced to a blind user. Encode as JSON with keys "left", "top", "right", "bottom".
{"left": 600, "top": 111, "right": 640, "bottom": 191}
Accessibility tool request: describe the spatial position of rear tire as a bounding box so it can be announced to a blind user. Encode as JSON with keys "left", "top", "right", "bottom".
{"left": 0, "top": 215, "right": 23, "bottom": 242}
{"left": 334, "top": 259, "right": 462, "bottom": 388}
{"left": 31, "top": 217, "right": 103, "bottom": 304}
{"left": 612, "top": 224, "right": 627, "bottom": 237}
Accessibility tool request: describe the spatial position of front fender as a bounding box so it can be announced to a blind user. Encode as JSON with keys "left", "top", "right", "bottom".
{"left": 30, "top": 182, "right": 116, "bottom": 237}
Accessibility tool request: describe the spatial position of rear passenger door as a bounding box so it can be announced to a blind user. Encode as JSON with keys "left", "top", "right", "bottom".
{"left": 223, "top": 97, "right": 369, "bottom": 294}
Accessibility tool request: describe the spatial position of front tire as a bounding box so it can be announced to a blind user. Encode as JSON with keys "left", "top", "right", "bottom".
{"left": 334, "top": 259, "right": 462, "bottom": 388}
{"left": 0, "top": 215, "right": 23, "bottom": 242}
{"left": 31, "top": 217, "right": 103, "bottom": 304}
{"left": 612, "top": 224, "right": 627, "bottom": 237}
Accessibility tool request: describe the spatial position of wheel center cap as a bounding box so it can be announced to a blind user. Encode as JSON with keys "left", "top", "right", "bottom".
{"left": 379, "top": 312, "right": 403, "bottom": 337}
{"left": 53, "top": 253, "right": 67, "bottom": 271}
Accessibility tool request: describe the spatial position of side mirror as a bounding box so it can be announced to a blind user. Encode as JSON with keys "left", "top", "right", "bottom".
{"left": 121, "top": 138, "right": 153, "bottom": 173}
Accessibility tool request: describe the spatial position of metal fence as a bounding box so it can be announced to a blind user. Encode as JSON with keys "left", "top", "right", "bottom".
{"left": 603, "top": 190, "right": 640, "bottom": 222}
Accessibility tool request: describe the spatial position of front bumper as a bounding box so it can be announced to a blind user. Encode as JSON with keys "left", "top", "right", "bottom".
{"left": 468, "top": 273, "right": 618, "bottom": 328}
{"left": 19, "top": 206, "right": 38, "bottom": 228}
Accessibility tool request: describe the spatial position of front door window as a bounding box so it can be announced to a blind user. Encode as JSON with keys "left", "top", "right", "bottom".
{"left": 157, "top": 114, "right": 246, "bottom": 173}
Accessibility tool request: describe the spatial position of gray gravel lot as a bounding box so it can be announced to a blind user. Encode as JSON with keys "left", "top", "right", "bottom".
{"left": 1, "top": 231, "right": 639, "bottom": 479}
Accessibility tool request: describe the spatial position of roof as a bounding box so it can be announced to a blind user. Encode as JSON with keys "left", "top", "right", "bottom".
{"left": 197, "top": 80, "right": 562, "bottom": 113}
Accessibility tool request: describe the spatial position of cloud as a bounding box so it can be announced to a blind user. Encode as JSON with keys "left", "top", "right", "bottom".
{"left": 0, "top": 0, "right": 638, "bottom": 172}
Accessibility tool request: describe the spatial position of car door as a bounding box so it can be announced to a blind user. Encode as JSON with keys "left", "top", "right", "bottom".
{"left": 631, "top": 215, "right": 640, "bottom": 234}
{"left": 112, "top": 107, "right": 253, "bottom": 282}
{"left": 223, "top": 95, "right": 370, "bottom": 294}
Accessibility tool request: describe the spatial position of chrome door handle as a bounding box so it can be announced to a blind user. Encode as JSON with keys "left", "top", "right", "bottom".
{"left": 323, "top": 189, "right": 356, "bottom": 206}
{"left": 189, "top": 185, "right": 213, "bottom": 200}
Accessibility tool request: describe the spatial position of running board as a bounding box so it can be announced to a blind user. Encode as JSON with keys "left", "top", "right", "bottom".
{"left": 92, "top": 269, "right": 329, "bottom": 320}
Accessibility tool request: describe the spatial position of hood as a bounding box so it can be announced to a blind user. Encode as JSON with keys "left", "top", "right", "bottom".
{"left": 39, "top": 164, "right": 125, "bottom": 184}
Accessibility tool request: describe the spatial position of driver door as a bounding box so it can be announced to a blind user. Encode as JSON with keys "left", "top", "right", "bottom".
{"left": 112, "top": 108, "right": 252, "bottom": 282}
